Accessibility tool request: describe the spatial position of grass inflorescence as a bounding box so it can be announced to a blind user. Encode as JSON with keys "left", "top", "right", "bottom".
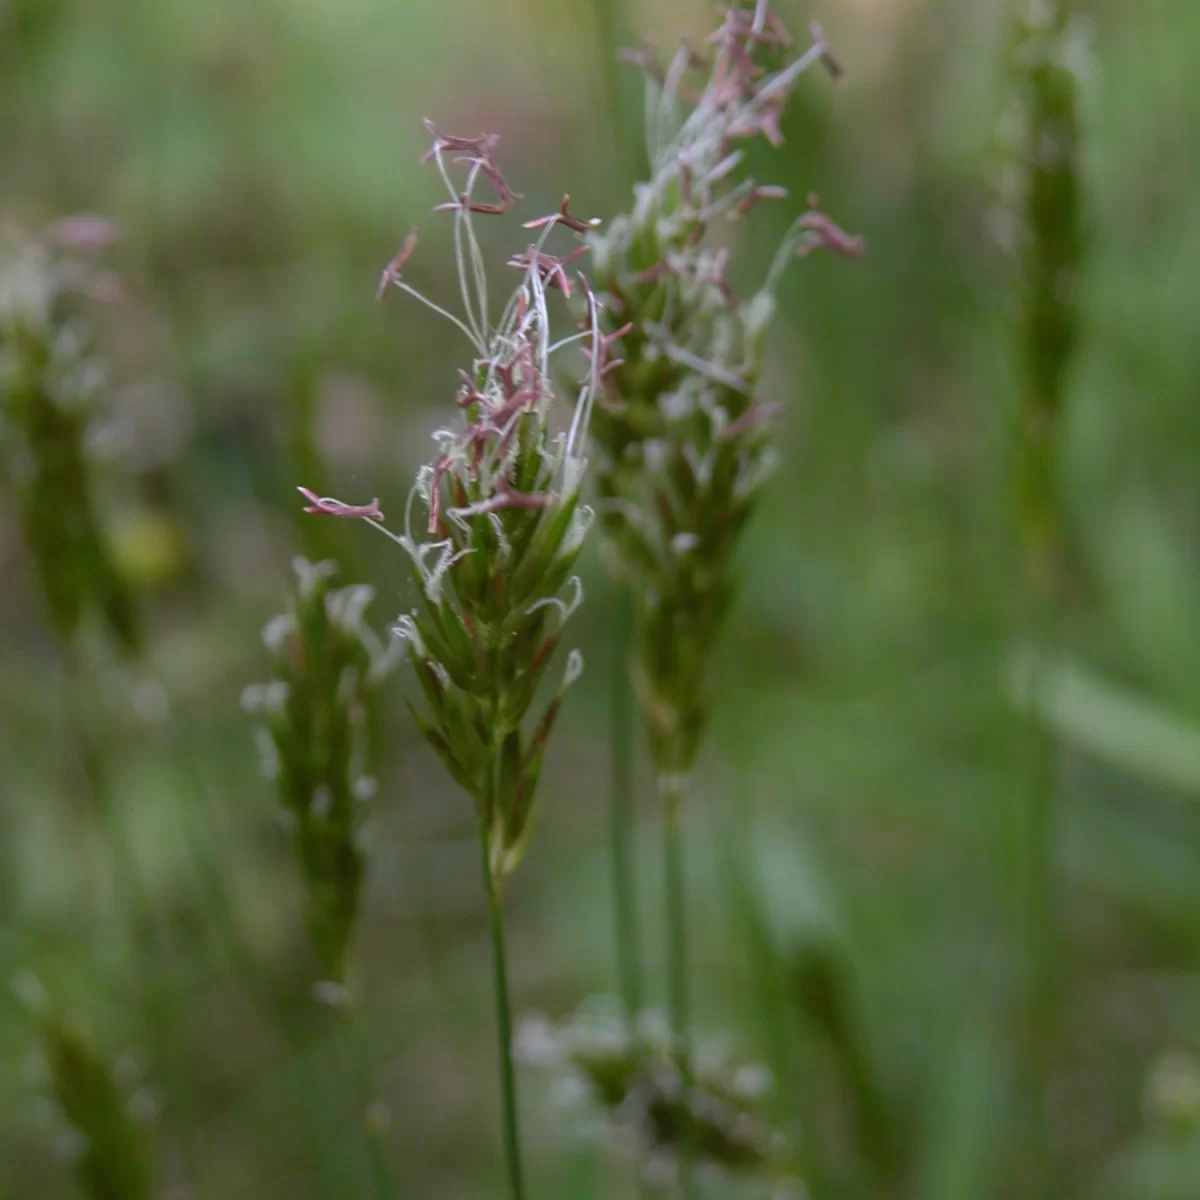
{"left": 299, "top": 119, "right": 608, "bottom": 1199}
{"left": 13, "top": 975, "right": 157, "bottom": 1200}
{"left": 243, "top": 556, "right": 395, "bottom": 985}
{"left": 518, "top": 1003, "right": 800, "bottom": 1195}
{"left": 582, "top": 4, "right": 861, "bottom": 1178}
{"left": 0, "top": 218, "right": 137, "bottom": 652}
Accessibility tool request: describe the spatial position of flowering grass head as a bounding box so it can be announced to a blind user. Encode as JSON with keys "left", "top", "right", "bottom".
{"left": 0, "top": 219, "right": 137, "bottom": 652}
{"left": 303, "top": 123, "right": 604, "bottom": 884}
{"left": 517, "top": 1005, "right": 797, "bottom": 1193}
{"left": 12, "top": 973, "right": 156, "bottom": 1200}
{"left": 587, "top": 2, "right": 861, "bottom": 779}
{"left": 992, "top": 0, "right": 1090, "bottom": 585}
{"left": 243, "top": 557, "right": 394, "bottom": 984}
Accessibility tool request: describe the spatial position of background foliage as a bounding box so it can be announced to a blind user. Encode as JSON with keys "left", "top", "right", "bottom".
{"left": 3, "top": 0, "right": 1200, "bottom": 1196}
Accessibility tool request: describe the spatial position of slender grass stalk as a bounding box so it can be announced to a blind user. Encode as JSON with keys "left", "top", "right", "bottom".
{"left": 1017, "top": 652, "right": 1056, "bottom": 1193}
{"left": 164, "top": 733, "right": 352, "bottom": 1196}
{"left": 61, "top": 658, "right": 155, "bottom": 955}
{"left": 994, "top": 3, "right": 1086, "bottom": 1190}
{"left": 588, "top": 0, "right": 647, "bottom": 186}
{"left": 609, "top": 591, "right": 644, "bottom": 1026}
{"left": 660, "top": 775, "right": 693, "bottom": 1197}
{"left": 335, "top": 1002, "right": 397, "bottom": 1200}
{"left": 590, "top": 0, "right": 647, "bottom": 1056}
{"left": 660, "top": 780, "right": 689, "bottom": 1074}
{"left": 49, "top": 659, "right": 199, "bottom": 1198}
{"left": 714, "top": 809, "right": 836, "bottom": 1194}
{"left": 479, "top": 818, "right": 525, "bottom": 1200}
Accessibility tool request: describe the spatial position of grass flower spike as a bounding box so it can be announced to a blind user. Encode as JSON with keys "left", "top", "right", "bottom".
{"left": 347, "top": 125, "right": 603, "bottom": 885}
{"left": 42, "top": 1012, "right": 156, "bottom": 1200}
{"left": 244, "top": 557, "right": 395, "bottom": 985}
{"left": 13, "top": 975, "right": 156, "bottom": 1200}
{"left": 590, "top": 4, "right": 861, "bottom": 783}
{"left": 993, "top": 0, "right": 1087, "bottom": 589}
{"left": 304, "top": 121, "right": 604, "bottom": 1199}
{"left": 586, "top": 2, "right": 861, "bottom": 1170}
{"left": 517, "top": 1005, "right": 798, "bottom": 1193}
{"left": 0, "top": 220, "right": 138, "bottom": 652}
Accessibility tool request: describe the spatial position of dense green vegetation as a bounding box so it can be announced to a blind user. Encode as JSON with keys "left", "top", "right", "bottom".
{"left": 3, "top": 0, "right": 1200, "bottom": 1196}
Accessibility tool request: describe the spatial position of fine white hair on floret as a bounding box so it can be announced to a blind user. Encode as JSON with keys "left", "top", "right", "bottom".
{"left": 407, "top": 536, "right": 454, "bottom": 581}
{"left": 391, "top": 613, "right": 427, "bottom": 660}
{"left": 560, "top": 504, "right": 594, "bottom": 559}
{"left": 487, "top": 512, "right": 512, "bottom": 560}
{"left": 525, "top": 574, "right": 583, "bottom": 626}
{"left": 563, "top": 648, "right": 585, "bottom": 689}
{"left": 413, "top": 464, "right": 434, "bottom": 507}
{"left": 423, "top": 542, "right": 474, "bottom": 606}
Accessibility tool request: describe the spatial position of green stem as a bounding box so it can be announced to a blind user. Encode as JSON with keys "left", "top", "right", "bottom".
{"left": 661, "top": 773, "right": 693, "bottom": 1197}
{"left": 150, "top": 691, "right": 359, "bottom": 1196}
{"left": 610, "top": 590, "right": 643, "bottom": 1025}
{"left": 663, "top": 795, "right": 689, "bottom": 1066}
{"left": 478, "top": 821, "right": 525, "bottom": 1200}
{"left": 340, "top": 1003, "right": 398, "bottom": 1200}
{"left": 1017, "top": 604, "right": 1057, "bottom": 1199}
{"left": 1013, "top": 356, "right": 1065, "bottom": 1200}
{"left": 589, "top": 0, "right": 648, "bottom": 185}
{"left": 55, "top": 656, "right": 181, "bottom": 1187}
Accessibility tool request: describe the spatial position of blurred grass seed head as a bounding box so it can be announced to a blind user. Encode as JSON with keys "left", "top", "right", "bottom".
{"left": 243, "top": 556, "right": 396, "bottom": 984}
{"left": 0, "top": 218, "right": 139, "bottom": 652}
{"left": 588, "top": 3, "right": 861, "bottom": 783}
{"left": 12, "top": 971, "right": 156, "bottom": 1200}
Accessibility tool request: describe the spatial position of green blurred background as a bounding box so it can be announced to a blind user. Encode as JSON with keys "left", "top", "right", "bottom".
{"left": 4, "top": 0, "right": 1200, "bottom": 1195}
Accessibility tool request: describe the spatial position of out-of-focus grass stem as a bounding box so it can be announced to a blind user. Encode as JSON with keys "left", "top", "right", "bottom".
{"left": 337, "top": 1000, "right": 398, "bottom": 1200}
{"left": 1001, "top": 2, "right": 1083, "bottom": 1190}
{"left": 590, "top": 0, "right": 647, "bottom": 1041}
{"left": 661, "top": 772, "right": 694, "bottom": 1198}
{"left": 161, "top": 732, "right": 356, "bottom": 1196}
{"left": 589, "top": 0, "right": 648, "bottom": 185}
{"left": 609, "top": 592, "right": 644, "bottom": 1027}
